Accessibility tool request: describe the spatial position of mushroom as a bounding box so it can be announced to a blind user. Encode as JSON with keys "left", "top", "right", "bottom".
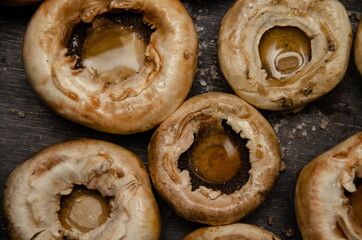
{"left": 148, "top": 92, "right": 282, "bottom": 225}
{"left": 295, "top": 132, "right": 362, "bottom": 240}
{"left": 182, "top": 223, "right": 281, "bottom": 240}
{"left": 23, "top": 0, "right": 198, "bottom": 134}
{"left": 1, "top": 0, "right": 41, "bottom": 6}
{"left": 3, "top": 139, "right": 161, "bottom": 240}
{"left": 218, "top": 0, "right": 352, "bottom": 111}
{"left": 355, "top": 20, "right": 362, "bottom": 76}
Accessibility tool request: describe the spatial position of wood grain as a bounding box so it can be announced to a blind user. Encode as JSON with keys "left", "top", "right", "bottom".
{"left": 0, "top": 1, "right": 361, "bottom": 239}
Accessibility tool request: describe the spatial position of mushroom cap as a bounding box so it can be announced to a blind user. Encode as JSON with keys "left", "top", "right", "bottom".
{"left": 182, "top": 223, "right": 281, "bottom": 240}
{"left": 23, "top": 0, "right": 198, "bottom": 134}
{"left": 355, "top": 20, "right": 362, "bottom": 76}
{"left": 148, "top": 92, "right": 282, "bottom": 225}
{"left": 3, "top": 139, "right": 161, "bottom": 240}
{"left": 295, "top": 132, "right": 362, "bottom": 240}
{"left": 218, "top": 0, "right": 352, "bottom": 111}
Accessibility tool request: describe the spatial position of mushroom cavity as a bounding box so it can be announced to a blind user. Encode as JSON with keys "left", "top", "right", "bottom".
{"left": 259, "top": 26, "right": 311, "bottom": 80}
{"left": 219, "top": 0, "right": 352, "bottom": 111}
{"left": 182, "top": 223, "right": 281, "bottom": 240}
{"left": 178, "top": 118, "right": 251, "bottom": 194}
{"left": 4, "top": 139, "right": 161, "bottom": 240}
{"left": 58, "top": 185, "right": 112, "bottom": 233}
{"left": 295, "top": 132, "right": 362, "bottom": 240}
{"left": 67, "top": 12, "right": 153, "bottom": 84}
{"left": 148, "top": 93, "right": 282, "bottom": 225}
{"left": 23, "top": 0, "right": 198, "bottom": 134}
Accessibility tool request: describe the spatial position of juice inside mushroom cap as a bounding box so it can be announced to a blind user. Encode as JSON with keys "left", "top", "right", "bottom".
{"left": 189, "top": 119, "right": 242, "bottom": 183}
{"left": 83, "top": 20, "right": 147, "bottom": 84}
{"left": 259, "top": 26, "right": 311, "bottom": 80}
{"left": 58, "top": 185, "right": 111, "bottom": 233}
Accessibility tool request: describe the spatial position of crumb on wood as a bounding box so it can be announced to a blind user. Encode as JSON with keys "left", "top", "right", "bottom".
{"left": 17, "top": 111, "right": 26, "bottom": 118}
{"left": 280, "top": 227, "right": 295, "bottom": 238}
{"left": 280, "top": 161, "right": 286, "bottom": 172}
{"left": 320, "top": 118, "right": 329, "bottom": 129}
{"left": 268, "top": 215, "right": 275, "bottom": 226}
{"left": 9, "top": 108, "right": 27, "bottom": 118}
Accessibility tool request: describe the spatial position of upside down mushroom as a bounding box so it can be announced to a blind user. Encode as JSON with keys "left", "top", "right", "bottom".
{"left": 3, "top": 139, "right": 161, "bottom": 240}
{"left": 218, "top": 0, "right": 352, "bottom": 111}
{"left": 148, "top": 92, "right": 282, "bottom": 225}
{"left": 23, "top": 0, "right": 198, "bottom": 134}
{"left": 295, "top": 132, "right": 362, "bottom": 240}
{"left": 183, "top": 223, "right": 281, "bottom": 240}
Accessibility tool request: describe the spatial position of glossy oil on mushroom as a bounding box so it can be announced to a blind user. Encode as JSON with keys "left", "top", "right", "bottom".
{"left": 148, "top": 92, "right": 282, "bottom": 225}
{"left": 3, "top": 139, "right": 161, "bottom": 240}
{"left": 295, "top": 132, "right": 362, "bottom": 240}
{"left": 219, "top": 0, "right": 352, "bottom": 111}
{"left": 23, "top": 0, "right": 198, "bottom": 134}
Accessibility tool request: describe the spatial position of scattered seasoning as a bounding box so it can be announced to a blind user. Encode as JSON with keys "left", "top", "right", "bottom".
{"left": 9, "top": 109, "right": 27, "bottom": 118}
{"left": 319, "top": 118, "right": 329, "bottom": 129}
{"left": 17, "top": 111, "right": 26, "bottom": 118}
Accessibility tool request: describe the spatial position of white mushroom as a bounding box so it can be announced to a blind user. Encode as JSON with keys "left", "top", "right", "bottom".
{"left": 295, "top": 132, "right": 362, "bottom": 240}
{"left": 4, "top": 139, "right": 161, "bottom": 240}
{"left": 23, "top": 0, "right": 198, "bottom": 134}
{"left": 355, "top": 19, "right": 362, "bottom": 76}
{"left": 219, "top": 0, "right": 352, "bottom": 111}
{"left": 183, "top": 223, "right": 281, "bottom": 240}
{"left": 148, "top": 92, "right": 282, "bottom": 225}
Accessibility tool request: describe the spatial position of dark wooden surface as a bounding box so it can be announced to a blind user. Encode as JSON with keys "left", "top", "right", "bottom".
{"left": 0, "top": 1, "right": 361, "bottom": 239}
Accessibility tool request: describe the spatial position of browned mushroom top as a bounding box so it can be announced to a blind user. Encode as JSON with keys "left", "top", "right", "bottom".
{"left": 23, "top": 0, "right": 197, "bottom": 134}
{"left": 219, "top": 0, "right": 352, "bottom": 111}
{"left": 148, "top": 92, "right": 282, "bottom": 225}
{"left": 183, "top": 223, "right": 281, "bottom": 240}
{"left": 295, "top": 132, "right": 362, "bottom": 240}
{"left": 4, "top": 139, "right": 161, "bottom": 240}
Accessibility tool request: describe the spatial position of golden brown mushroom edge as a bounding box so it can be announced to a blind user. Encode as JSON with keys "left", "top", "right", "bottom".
{"left": 3, "top": 139, "right": 161, "bottom": 240}
{"left": 355, "top": 20, "right": 362, "bottom": 76}
{"left": 182, "top": 223, "right": 281, "bottom": 240}
{"left": 23, "top": 0, "right": 198, "bottom": 134}
{"left": 218, "top": 0, "right": 352, "bottom": 111}
{"left": 295, "top": 132, "right": 362, "bottom": 240}
{"left": 148, "top": 92, "right": 282, "bottom": 225}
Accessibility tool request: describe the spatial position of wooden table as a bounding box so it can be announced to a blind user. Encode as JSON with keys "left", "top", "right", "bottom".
{"left": 0, "top": 1, "right": 361, "bottom": 239}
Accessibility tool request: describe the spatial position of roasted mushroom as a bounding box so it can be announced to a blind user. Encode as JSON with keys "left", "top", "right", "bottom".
{"left": 148, "top": 92, "right": 282, "bottom": 225}
{"left": 355, "top": 20, "right": 362, "bottom": 76}
{"left": 23, "top": 0, "right": 198, "bottom": 134}
{"left": 295, "top": 132, "right": 362, "bottom": 240}
{"left": 183, "top": 223, "right": 281, "bottom": 240}
{"left": 219, "top": 0, "right": 352, "bottom": 111}
{"left": 3, "top": 139, "right": 161, "bottom": 240}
